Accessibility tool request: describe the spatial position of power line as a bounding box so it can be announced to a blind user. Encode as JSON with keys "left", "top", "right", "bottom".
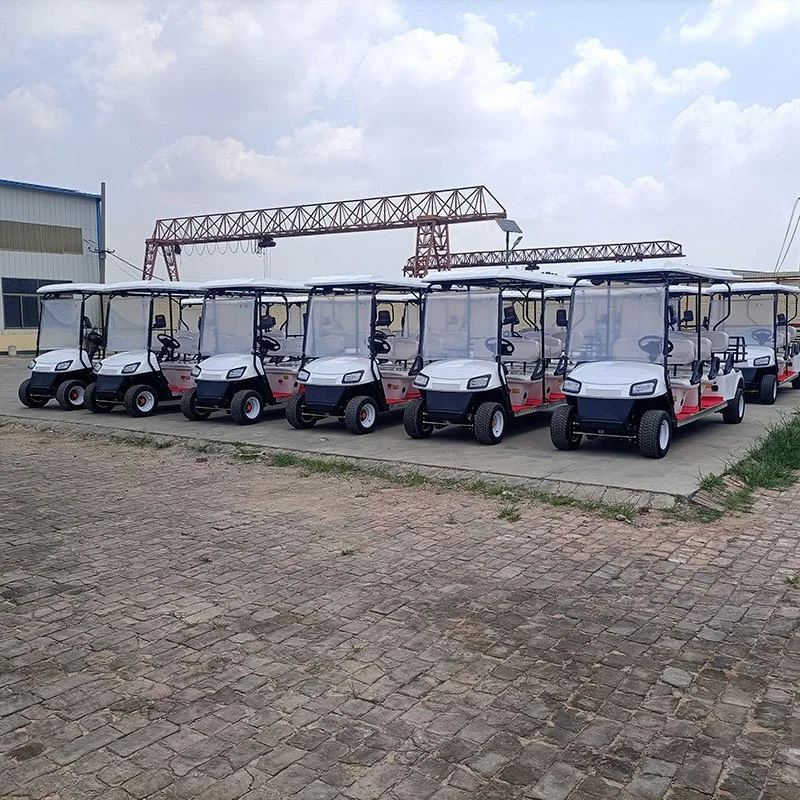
{"left": 84, "top": 239, "right": 164, "bottom": 281}
{"left": 774, "top": 196, "right": 800, "bottom": 273}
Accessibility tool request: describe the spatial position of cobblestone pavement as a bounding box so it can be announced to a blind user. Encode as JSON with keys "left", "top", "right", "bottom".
{"left": 1, "top": 424, "right": 799, "bottom": 800}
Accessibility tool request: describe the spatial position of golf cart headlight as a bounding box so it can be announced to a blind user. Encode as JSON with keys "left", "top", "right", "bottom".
{"left": 27, "top": 360, "right": 36, "bottom": 370}
{"left": 55, "top": 359, "right": 73, "bottom": 371}
{"left": 342, "top": 370, "right": 364, "bottom": 384}
{"left": 753, "top": 356, "right": 771, "bottom": 367}
{"left": 413, "top": 373, "right": 429, "bottom": 388}
{"left": 297, "top": 368, "right": 310, "bottom": 382}
{"left": 630, "top": 379, "right": 657, "bottom": 397}
{"left": 467, "top": 374, "right": 491, "bottom": 390}
{"left": 190, "top": 366, "right": 201, "bottom": 377}
{"left": 226, "top": 366, "right": 247, "bottom": 380}
{"left": 121, "top": 362, "right": 140, "bottom": 374}
{"left": 562, "top": 378, "right": 582, "bottom": 394}
{"left": 93, "top": 361, "right": 102, "bottom": 373}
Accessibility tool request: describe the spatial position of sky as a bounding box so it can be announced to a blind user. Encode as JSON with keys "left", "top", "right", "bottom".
{"left": 1, "top": 0, "right": 800, "bottom": 281}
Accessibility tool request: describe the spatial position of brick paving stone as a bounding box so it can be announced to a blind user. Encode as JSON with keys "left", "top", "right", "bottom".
{"left": 2, "top": 425, "right": 800, "bottom": 800}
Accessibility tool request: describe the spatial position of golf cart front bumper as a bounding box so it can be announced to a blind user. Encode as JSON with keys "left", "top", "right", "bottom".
{"left": 94, "top": 375, "right": 129, "bottom": 402}
{"left": 738, "top": 367, "right": 762, "bottom": 391}
{"left": 28, "top": 371, "right": 61, "bottom": 397}
{"left": 195, "top": 380, "right": 234, "bottom": 409}
{"left": 423, "top": 390, "right": 474, "bottom": 423}
{"left": 574, "top": 398, "right": 635, "bottom": 435}
{"left": 303, "top": 385, "right": 347, "bottom": 415}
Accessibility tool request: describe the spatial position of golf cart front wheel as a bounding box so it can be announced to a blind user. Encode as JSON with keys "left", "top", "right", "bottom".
{"left": 344, "top": 396, "right": 379, "bottom": 434}
{"left": 285, "top": 393, "right": 317, "bottom": 429}
{"left": 550, "top": 403, "right": 582, "bottom": 450}
{"left": 17, "top": 379, "right": 48, "bottom": 408}
{"left": 722, "top": 388, "right": 745, "bottom": 424}
{"left": 56, "top": 379, "right": 86, "bottom": 411}
{"left": 474, "top": 401, "right": 506, "bottom": 445}
{"left": 638, "top": 410, "right": 672, "bottom": 459}
{"left": 84, "top": 382, "right": 113, "bottom": 413}
{"left": 759, "top": 373, "right": 777, "bottom": 404}
{"left": 230, "top": 389, "right": 263, "bottom": 425}
{"left": 403, "top": 398, "right": 432, "bottom": 439}
{"left": 181, "top": 388, "right": 212, "bottom": 421}
{"left": 124, "top": 384, "right": 159, "bottom": 418}
{"left": 792, "top": 374, "right": 800, "bottom": 389}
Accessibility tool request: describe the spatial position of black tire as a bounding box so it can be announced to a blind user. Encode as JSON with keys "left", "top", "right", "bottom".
{"left": 181, "top": 388, "right": 212, "bottom": 421}
{"left": 474, "top": 401, "right": 506, "bottom": 445}
{"left": 638, "top": 409, "right": 672, "bottom": 459}
{"left": 124, "top": 384, "right": 159, "bottom": 418}
{"left": 403, "top": 398, "right": 433, "bottom": 439}
{"left": 17, "top": 378, "right": 48, "bottom": 408}
{"left": 230, "top": 389, "right": 263, "bottom": 425}
{"left": 792, "top": 374, "right": 800, "bottom": 389}
{"left": 550, "top": 403, "right": 582, "bottom": 450}
{"left": 759, "top": 373, "right": 777, "bottom": 405}
{"left": 344, "top": 396, "right": 379, "bottom": 435}
{"left": 722, "top": 388, "right": 745, "bottom": 424}
{"left": 56, "top": 379, "right": 86, "bottom": 411}
{"left": 285, "top": 393, "right": 317, "bottom": 429}
{"left": 84, "top": 382, "right": 113, "bottom": 413}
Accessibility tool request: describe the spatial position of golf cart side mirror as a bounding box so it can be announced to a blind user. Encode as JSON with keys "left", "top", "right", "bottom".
{"left": 683, "top": 309, "right": 694, "bottom": 324}
{"left": 555, "top": 309, "right": 568, "bottom": 328}
{"left": 261, "top": 314, "right": 277, "bottom": 331}
{"left": 668, "top": 306, "right": 676, "bottom": 327}
{"left": 82, "top": 315, "right": 93, "bottom": 330}
{"left": 153, "top": 314, "right": 167, "bottom": 329}
{"left": 376, "top": 309, "right": 391, "bottom": 328}
{"left": 702, "top": 316, "right": 709, "bottom": 329}
{"left": 778, "top": 313, "right": 787, "bottom": 325}
{"left": 503, "top": 306, "right": 519, "bottom": 326}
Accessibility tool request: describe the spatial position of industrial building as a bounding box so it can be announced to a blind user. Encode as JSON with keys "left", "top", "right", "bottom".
{"left": 0, "top": 179, "right": 104, "bottom": 353}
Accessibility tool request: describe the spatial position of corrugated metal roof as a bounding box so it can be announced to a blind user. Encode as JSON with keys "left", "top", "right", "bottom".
{"left": 0, "top": 178, "right": 101, "bottom": 201}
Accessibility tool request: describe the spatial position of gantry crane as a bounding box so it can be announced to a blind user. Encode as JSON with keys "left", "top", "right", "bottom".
{"left": 142, "top": 186, "right": 506, "bottom": 279}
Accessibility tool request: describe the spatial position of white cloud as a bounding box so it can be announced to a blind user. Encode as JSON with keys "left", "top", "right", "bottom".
{"left": 0, "top": 83, "right": 67, "bottom": 136}
{"left": 678, "top": 0, "right": 800, "bottom": 45}
{"left": 506, "top": 9, "right": 537, "bottom": 30}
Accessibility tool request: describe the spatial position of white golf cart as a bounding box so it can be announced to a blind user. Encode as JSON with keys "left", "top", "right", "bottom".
{"left": 19, "top": 282, "right": 110, "bottom": 410}
{"left": 180, "top": 278, "right": 308, "bottom": 425}
{"left": 85, "top": 281, "right": 203, "bottom": 416}
{"left": 286, "top": 275, "right": 425, "bottom": 434}
{"left": 403, "top": 268, "right": 573, "bottom": 445}
{"left": 550, "top": 265, "right": 745, "bottom": 459}
{"left": 707, "top": 282, "right": 800, "bottom": 404}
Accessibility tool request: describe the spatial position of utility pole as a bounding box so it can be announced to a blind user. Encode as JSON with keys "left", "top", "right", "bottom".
{"left": 99, "top": 181, "right": 107, "bottom": 283}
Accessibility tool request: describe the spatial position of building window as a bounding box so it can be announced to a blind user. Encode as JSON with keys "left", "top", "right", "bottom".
{"left": 1, "top": 278, "right": 65, "bottom": 330}
{"left": 0, "top": 220, "right": 83, "bottom": 255}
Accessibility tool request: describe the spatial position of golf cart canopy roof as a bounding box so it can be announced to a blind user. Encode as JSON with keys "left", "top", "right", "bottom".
{"left": 305, "top": 274, "right": 426, "bottom": 291}
{"left": 375, "top": 293, "right": 421, "bottom": 302}
{"left": 198, "top": 277, "right": 308, "bottom": 293}
{"left": 569, "top": 264, "right": 741, "bottom": 283}
{"left": 706, "top": 281, "right": 800, "bottom": 295}
{"left": 36, "top": 282, "right": 117, "bottom": 295}
{"left": 502, "top": 287, "right": 572, "bottom": 300}
{"left": 424, "top": 267, "right": 573, "bottom": 289}
{"left": 104, "top": 280, "right": 204, "bottom": 295}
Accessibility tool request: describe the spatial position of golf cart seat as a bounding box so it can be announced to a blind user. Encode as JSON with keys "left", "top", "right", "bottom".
{"left": 441, "top": 331, "right": 468, "bottom": 354}
{"left": 317, "top": 333, "right": 346, "bottom": 356}
{"left": 521, "top": 331, "right": 564, "bottom": 358}
{"left": 502, "top": 337, "right": 541, "bottom": 370}
{"left": 175, "top": 331, "right": 198, "bottom": 356}
{"left": 612, "top": 338, "right": 658, "bottom": 361}
{"left": 777, "top": 327, "right": 797, "bottom": 348}
{"left": 667, "top": 337, "right": 696, "bottom": 365}
{"left": 705, "top": 330, "right": 729, "bottom": 354}
{"left": 273, "top": 336, "right": 302, "bottom": 359}
{"left": 386, "top": 337, "right": 418, "bottom": 362}
{"left": 669, "top": 332, "right": 712, "bottom": 361}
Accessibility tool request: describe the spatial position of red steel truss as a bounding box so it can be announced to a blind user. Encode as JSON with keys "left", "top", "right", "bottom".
{"left": 404, "top": 240, "right": 684, "bottom": 273}
{"left": 142, "top": 186, "right": 506, "bottom": 279}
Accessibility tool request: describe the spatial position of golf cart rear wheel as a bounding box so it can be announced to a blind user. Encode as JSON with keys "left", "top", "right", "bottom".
{"left": 56, "top": 379, "right": 86, "bottom": 411}
{"left": 638, "top": 409, "right": 672, "bottom": 459}
{"left": 17, "top": 379, "right": 48, "bottom": 408}
{"left": 230, "top": 389, "right": 263, "bottom": 425}
{"left": 759, "top": 373, "right": 777, "bottom": 404}
{"left": 474, "top": 401, "right": 506, "bottom": 445}
{"left": 285, "top": 393, "right": 317, "bottom": 429}
{"left": 344, "top": 396, "right": 378, "bottom": 435}
{"left": 722, "top": 388, "right": 745, "bottom": 424}
{"left": 124, "top": 384, "right": 159, "bottom": 418}
{"left": 403, "top": 398, "right": 433, "bottom": 439}
{"left": 84, "top": 382, "right": 113, "bottom": 413}
{"left": 550, "top": 403, "right": 583, "bottom": 450}
{"left": 181, "top": 388, "right": 211, "bottom": 421}
{"left": 792, "top": 374, "right": 800, "bottom": 389}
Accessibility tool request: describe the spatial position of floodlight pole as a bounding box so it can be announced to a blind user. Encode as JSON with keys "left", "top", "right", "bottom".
{"left": 505, "top": 230, "right": 510, "bottom": 269}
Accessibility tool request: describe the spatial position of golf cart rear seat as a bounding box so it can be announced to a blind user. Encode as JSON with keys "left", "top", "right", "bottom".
{"left": 669, "top": 331, "right": 712, "bottom": 361}
{"left": 502, "top": 338, "right": 541, "bottom": 373}
{"left": 176, "top": 331, "right": 198, "bottom": 357}
{"left": 385, "top": 336, "right": 418, "bottom": 364}
{"left": 705, "top": 330, "right": 729, "bottom": 354}
{"left": 521, "top": 331, "right": 563, "bottom": 358}
{"left": 777, "top": 326, "right": 797, "bottom": 348}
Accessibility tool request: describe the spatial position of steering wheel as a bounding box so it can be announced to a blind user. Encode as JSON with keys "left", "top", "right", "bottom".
{"left": 157, "top": 333, "right": 181, "bottom": 350}
{"left": 373, "top": 330, "right": 388, "bottom": 340}
{"left": 638, "top": 335, "right": 671, "bottom": 360}
{"left": 86, "top": 329, "right": 103, "bottom": 345}
{"left": 485, "top": 337, "right": 515, "bottom": 356}
{"left": 751, "top": 328, "right": 773, "bottom": 346}
{"left": 370, "top": 336, "right": 391, "bottom": 354}
{"left": 257, "top": 335, "right": 281, "bottom": 353}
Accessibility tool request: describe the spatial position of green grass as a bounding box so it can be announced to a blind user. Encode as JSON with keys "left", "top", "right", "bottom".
{"left": 118, "top": 434, "right": 174, "bottom": 450}
{"left": 729, "top": 411, "right": 800, "bottom": 491}
{"left": 785, "top": 573, "right": 800, "bottom": 589}
{"left": 497, "top": 502, "right": 521, "bottom": 522}
{"left": 698, "top": 472, "right": 725, "bottom": 492}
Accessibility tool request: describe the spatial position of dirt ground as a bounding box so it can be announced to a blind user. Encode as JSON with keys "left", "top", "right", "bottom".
{"left": 1, "top": 422, "right": 799, "bottom": 799}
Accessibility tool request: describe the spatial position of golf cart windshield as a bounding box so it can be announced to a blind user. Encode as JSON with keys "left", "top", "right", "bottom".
{"left": 306, "top": 293, "right": 372, "bottom": 357}
{"left": 568, "top": 285, "right": 666, "bottom": 363}
{"left": 38, "top": 298, "right": 82, "bottom": 350}
{"left": 709, "top": 294, "right": 775, "bottom": 346}
{"left": 200, "top": 297, "right": 254, "bottom": 355}
{"left": 422, "top": 290, "right": 499, "bottom": 360}
{"left": 107, "top": 295, "right": 150, "bottom": 352}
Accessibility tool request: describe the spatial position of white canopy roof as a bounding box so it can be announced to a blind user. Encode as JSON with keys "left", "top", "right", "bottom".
{"left": 305, "top": 274, "right": 426, "bottom": 291}
{"left": 104, "top": 280, "right": 205, "bottom": 295}
{"left": 424, "top": 266, "right": 572, "bottom": 288}
{"left": 569, "top": 264, "right": 741, "bottom": 283}
{"left": 37, "top": 282, "right": 121, "bottom": 295}
{"left": 502, "top": 287, "right": 572, "bottom": 300}
{"left": 707, "top": 281, "right": 800, "bottom": 294}
{"left": 198, "top": 277, "right": 308, "bottom": 292}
